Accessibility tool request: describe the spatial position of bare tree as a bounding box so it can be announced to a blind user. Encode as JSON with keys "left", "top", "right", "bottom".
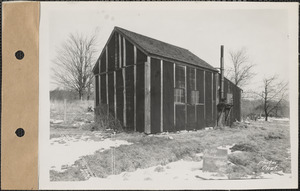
{"left": 255, "top": 75, "right": 288, "bottom": 121}
{"left": 226, "top": 48, "right": 256, "bottom": 88}
{"left": 52, "top": 33, "right": 97, "bottom": 100}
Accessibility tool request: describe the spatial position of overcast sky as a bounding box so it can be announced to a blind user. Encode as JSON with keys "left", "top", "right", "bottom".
{"left": 44, "top": 2, "right": 296, "bottom": 91}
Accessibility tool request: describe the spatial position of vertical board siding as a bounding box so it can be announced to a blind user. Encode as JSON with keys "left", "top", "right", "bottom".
{"left": 108, "top": 72, "right": 114, "bottom": 116}
{"left": 187, "top": 66, "right": 196, "bottom": 130}
{"left": 174, "top": 65, "right": 186, "bottom": 131}
{"left": 95, "top": 75, "right": 99, "bottom": 106}
{"left": 175, "top": 105, "right": 186, "bottom": 130}
{"left": 197, "top": 105, "right": 205, "bottom": 129}
{"left": 114, "top": 33, "right": 119, "bottom": 69}
{"left": 205, "top": 71, "right": 213, "bottom": 126}
{"left": 116, "top": 69, "right": 124, "bottom": 125}
{"left": 100, "top": 74, "right": 107, "bottom": 105}
{"left": 187, "top": 105, "right": 196, "bottom": 130}
{"left": 136, "top": 63, "right": 145, "bottom": 132}
{"left": 107, "top": 34, "right": 115, "bottom": 72}
{"left": 100, "top": 49, "right": 106, "bottom": 73}
{"left": 125, "top": 66, "right": 134, "bottom": 130}
{"left": 136, "top": 49, "right": 147, "bottom": 132}
{"left": 197, "top": 69, "right": 205, "bottom": 103}
{"left": 125, "top": 39, "right": 134, "bottom": 66}
{"left": 93, "top": 59, "right": 100, "bottom": 75}
{"left": 213, "top": 73, "right": 217, "bottom": 123}
{"left": 150, "top": 58, "right": 161, "bottom": 133}
{"left": 163, "top": 61, "right": 174, "bottom": 132}
{"left": 196, "top": 69, "right": 204, "bottom": 129}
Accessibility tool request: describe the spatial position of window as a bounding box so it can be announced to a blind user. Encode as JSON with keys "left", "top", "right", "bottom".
{"left": 174, "top": 89, "right": 185, "bottom": 103}
{"left": 174, "top": 65, "right": 186, "bottom": 104}
{"left": 191, "top": 90, "right": 200, "bottom": 105}
{"left": 175, "top": 65, "right": 185, "bottom": 88}
{"left": 189, "top": 68, "right": 196, "bottom": 90}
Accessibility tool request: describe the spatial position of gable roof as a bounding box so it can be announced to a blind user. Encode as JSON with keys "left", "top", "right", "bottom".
{"left": 115, "top": 27, "right": 217, "bottom": 71}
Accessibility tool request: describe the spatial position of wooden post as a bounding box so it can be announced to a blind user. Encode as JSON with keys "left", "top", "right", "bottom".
{"left": 194, "top": 69, "right": 197, "bottom": 123}
{"left": 133, "top": 46, "right": 137, "bottom": 131}
{"left": 119, "top": 34, "right": 122, "bottom": 68}
{"left": 203, "top": 70, "right": 206, "bottom": 125}
{"left": 144, "top": 56, "right": 151, "bottom": 134}
{"left": 184, "top": 65, "right": 187, "bottom": 130}
{"left": 123, "top": 38, "right": 127, "bottom": 127}
{"left": 106, "top": 46, "right": 109, "bottom": 116}
{"left": 114, "top": 71, "right": 117, "bottom": 118}
{"left": 173, "top": 63, "right": 176, "bottom": 127}
{"left": 160, "top": 60, "right": 163, "bottom": 132}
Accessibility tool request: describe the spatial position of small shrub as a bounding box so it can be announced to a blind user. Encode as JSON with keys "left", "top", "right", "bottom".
{"left": 264, "top": 131, "right": 285, "bottom": 140}
{"left": 154, "top": 165, "right": 165, "bottom": 172}
{"left": 94, "top": 104, "right": 122, "bottom": 132}
{"left": 230, "top": 143, "right": 259, "bottom": 153}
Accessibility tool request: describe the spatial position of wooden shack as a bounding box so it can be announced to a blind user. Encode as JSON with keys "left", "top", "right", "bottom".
{"left": 93, "top": 27, "right": 241, "bottom": 133}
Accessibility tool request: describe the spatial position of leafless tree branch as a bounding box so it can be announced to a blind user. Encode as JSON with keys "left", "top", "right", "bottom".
{"left": 51, "top": 32, "right": 97, "bottom": 100}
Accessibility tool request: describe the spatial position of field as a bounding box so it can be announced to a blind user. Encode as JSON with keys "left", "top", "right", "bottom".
{"left": 49, "top": 100, "right": 291, "bottom": 181}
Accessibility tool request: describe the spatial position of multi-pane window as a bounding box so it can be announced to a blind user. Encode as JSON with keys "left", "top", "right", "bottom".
{"left": 174, "top": 65, "right": 186, "bottom": 104}
{"left": 174, "top": 89, "right": 185, "bottom": 103}
{"left": 189, "top": 68, "right": 196, "bottom": 90}
{"left": 191, "top": 90, "right": 200, "bottom": 105}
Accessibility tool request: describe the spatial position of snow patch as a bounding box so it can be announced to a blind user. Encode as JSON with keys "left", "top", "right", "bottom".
{"left": 50, "top": 135, "right": 132, "bottom": 171}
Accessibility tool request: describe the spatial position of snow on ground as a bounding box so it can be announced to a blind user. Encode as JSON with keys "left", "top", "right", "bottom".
{"left": 257, "top": 117, "right": 290, "bottom": 122}
{"left": 269, "top": 117, "right": 290, "bottom": 122}
{"left": 49, "top": 135, "right": 132, "bottom": 171}
{"left": 86, "top": 159, "right": 292, "bottom": 183}
{"left": 87, "top": 160, "right": 205, "bottom": 182}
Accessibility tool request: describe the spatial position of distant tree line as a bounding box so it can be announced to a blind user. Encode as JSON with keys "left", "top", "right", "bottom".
{"left": 50, "top": 88, "right": 94, "bottom": 101}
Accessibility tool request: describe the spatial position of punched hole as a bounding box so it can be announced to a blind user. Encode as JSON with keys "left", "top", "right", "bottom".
{"left": 15, "top": 50, "right": 24, "bottom": 60}
{"left": 15, "top": 128, "right": 25, "bottom": 137}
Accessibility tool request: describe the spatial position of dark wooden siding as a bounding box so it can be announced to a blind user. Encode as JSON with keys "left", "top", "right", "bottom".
{"left": 100, "top": 49, "right": 106, "bottom": 73}
{"left": 125, "top": 66, "right": 134, "bottom": 130}
{"left": 197, "top": 69, "right": 204, "bottom": 104}
{"left": 163, "top": 61, "right": 174, "bottom": 132}
{"left": 224, "top": 78, "right": 242, "bottom": 125}
{"left": 100, "top": 74, "right": 106, "bottom": 104}
{"left": 136, "top": 63, "right": 145, "bottom": 132}
{"left": 116, "top": 69, "right": 124, "bottom": 125}
{"left": 175, "top": 105, "right": 185, "bottom": 130}
{"left": 114, "top": 33, "right": 120, "bottom": 69}
{"left": 95, "top": 75, "right": 99, "bottom": 106}
{"left": 174, "top": 65, "right": 186, "bottom": 131}
{"left": 196, "top": 105, "right": 205, "bottom": 129}
{"left": 205, "top": 71, "right": 213, "bottom": 127}
{"left": 136, "top": 49, "right": 147, "bottom": 132}
{"left": 212, "top": 73, "right": 217, "bottom": 125}
{"left": 150, "top": 58, "right": 161, "bottom": 133}
{"left": 120, "top": 35, "right": 123, "bottom": 68}
{"left": 196, "top": 69, "right": 205, "bottom": 129}
{"left": 108, "top": 72, "right": 114, "bottom": 116}
{"left": 93, "top": 60, "right": 100, "bottom": 75}
{"left": 187, "top": 66, "right": 196, "bottom": 130}
{"left": 107, "top": 34, "right": 115, "bottom": 72}
{"left": 125, "top": 39, "right": 134, "bottom": 66}
{"left": 187, "top": 105, "right": 196, "bottom": 130}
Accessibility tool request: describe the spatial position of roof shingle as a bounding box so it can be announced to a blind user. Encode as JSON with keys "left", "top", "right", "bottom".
{"left": 115, "top": 27, "right": 217, "bottom": 71}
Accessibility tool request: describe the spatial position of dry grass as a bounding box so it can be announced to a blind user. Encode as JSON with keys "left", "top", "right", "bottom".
{"left": 50, "top": 101, "right": 291, "bottom": 181}
{"left": 50, "top": 119, "right": 291, "bottom": 181}
{"left": 50, "top": 100, "right": 94, "bottom": 125}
